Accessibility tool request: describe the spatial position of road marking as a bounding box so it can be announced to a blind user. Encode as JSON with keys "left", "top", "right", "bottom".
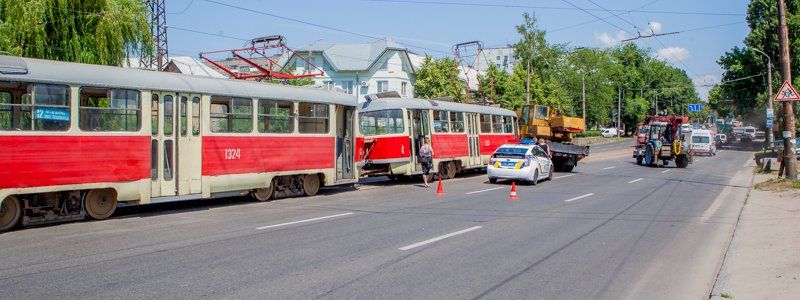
{"left": 554, "top": 174, "right": 575, "bottom": 179}
{"left": 602, "top": 166, "right": 616, "bottom": 170}
{"left": 564, "top": 193, "right": 595, "bottom": 203}
{"left": 661, "top": 169, "right": 670, "bottom": 174}
{"left": 627, "top": 178, "right": 643, "bottom": 183}
{"left": 399, "top": 226, "right": 483, "bottom": 251}
{"left": 256, "top": 213, "right": 354, "bottom": 230}
{"left": 466, "top": 187, "right": 504, "bottom": 195}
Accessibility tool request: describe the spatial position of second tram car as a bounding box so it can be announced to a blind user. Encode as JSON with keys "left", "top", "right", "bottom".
{"left": 357, "top": 95, "right": 517, "bottom": 179}
{"left": 0, "top": 55, "right": 357, "bottom": 231}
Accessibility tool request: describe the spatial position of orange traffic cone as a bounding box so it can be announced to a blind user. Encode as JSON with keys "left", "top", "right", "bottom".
{"left": 508, "top": 182, "right": 519, "bottom": 201}
{"left": 436, "top": 178, "right": 445, "bottom": 195}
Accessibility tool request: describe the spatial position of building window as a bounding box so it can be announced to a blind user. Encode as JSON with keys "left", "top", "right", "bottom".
{"left": 377, "top": 81, "right": 389, "bottom": 93}
{"left": 496, "top": 55, "right": 501, "bottom": 60}
{"left": 359, "top": 109, "right": 403, "bottom": 136}
{"left": 492, "top": 115, "right": 503, "bottom": 133}
{"left": 210, "top": 96, "right": 252, "bottom": 133}
{"left": 434, "top": 110, "right": 449, "bottom": 133}
{"left": 79, "top": 87, "right": 140, "bottom": 132}
{"left": 0, "top": 82, "right": 70, "bottom": 131}
{"left": 401, "top": 82, "right": 408, "bottom": 96}
{"left": 298, "top": 102, "right": 328, "bottom": 134}
{"left": 258, "top": 99, "right": 294, "bottom": 133}
{"left": 323, "top": 81, "right": 334, "bottom": 90}
{"left": 379, "top": 59, "right": 389, "bottom": 70}
{"left": 342, "top": 81, "right": 354, "bottom": 94}
{"left": 449, "top": 111, "right": 464, "bottom": 133}
{"left": 480, "top": 114, "right": 492, "bottom": 133}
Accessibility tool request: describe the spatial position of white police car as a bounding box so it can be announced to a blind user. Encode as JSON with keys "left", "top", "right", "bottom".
{"left": 487, "top": 141, "right": 554, "bottom": 185}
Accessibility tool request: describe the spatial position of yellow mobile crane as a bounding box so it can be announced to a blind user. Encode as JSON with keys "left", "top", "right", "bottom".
{"left": 518, "top": 104, "right": 590, "bottom": 172}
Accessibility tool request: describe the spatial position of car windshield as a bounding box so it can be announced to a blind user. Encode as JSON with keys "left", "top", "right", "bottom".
{"left": 692, "top": 136, "right": 710, "bottom": 143}
{"left": 494, "top": 147, "right": 528, "bottom": 159}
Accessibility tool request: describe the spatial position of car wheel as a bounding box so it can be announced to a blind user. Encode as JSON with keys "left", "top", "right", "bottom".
{"left": 489, "top": 178, "right": 497, "bottom": 184}
{"left": 531, "top": 169, "right": 539, "bottom": 185}
{"left": 636, "top": 155, "right": 643, "bottom": 165}
{"left": 547, "top": 165, "right": 554, "bottom": 181}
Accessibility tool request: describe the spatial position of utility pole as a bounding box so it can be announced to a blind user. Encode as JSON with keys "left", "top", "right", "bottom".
{"left": 752, "top": 48, "right": 774, "bottom": 148}
{"left": 777, "top": 0, "right": 797, "bottom": 180}
{"left": 655, "top": 94, "right": 658, "bottom": 113}
{"left": 140, "top": 0, "right": 169, "bottom": 70}
{"left": 617, "top": 87, "right": 622, "bottom": 137}
{"left": 582, "top": 75, "right": 586, "bottom": 124}
{"left": 526, "top": 41, "right": 532, "bottom": 104}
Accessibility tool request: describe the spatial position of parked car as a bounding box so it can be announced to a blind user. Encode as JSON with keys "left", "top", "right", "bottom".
{"left": 691, "top": 129, "right": 716, "bottom": 156}
{"left": 487, "top": 143, "right": 553, "bottom": 185}
{"left": 600, "top": 128, "right": 618, "bottom": 138}
{"left": 715, "top": 133, "right": 728, "bottom": 144}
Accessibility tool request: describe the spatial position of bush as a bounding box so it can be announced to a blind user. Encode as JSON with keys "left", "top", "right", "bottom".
{"left": 575, "top": 130, "right": 602, "bottom": 138}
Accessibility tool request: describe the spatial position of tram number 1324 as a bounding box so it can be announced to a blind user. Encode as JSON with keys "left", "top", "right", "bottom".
{"left": 224, "top": 148, "right": 241, "bottom": 160}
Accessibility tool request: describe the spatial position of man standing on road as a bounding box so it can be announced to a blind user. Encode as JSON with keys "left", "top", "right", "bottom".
{"left": 420, "top": 138, "right": 434, "bottom": 187}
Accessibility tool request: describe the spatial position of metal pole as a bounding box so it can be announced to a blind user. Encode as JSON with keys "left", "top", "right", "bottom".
{"left": 617, "top": 87, "right": 622, "bottom": 137}
{"left": 655, "top": 94, "right": 658, "bottom": 113}
{"left": 777, "top": 0, "right": 797, "bottom": 180}
{"left": 582, "top": 75, "right": 586, "bottom": 122}
{"left": 526, "top": 41, "right": 531, "bottom": 104}
{"left": 752, "top": 47, "right": 774, "bottom": 147}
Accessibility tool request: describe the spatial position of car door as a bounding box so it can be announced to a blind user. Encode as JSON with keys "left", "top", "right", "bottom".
{"left": 533, "top": 146, "right": 551, "bottom": 177}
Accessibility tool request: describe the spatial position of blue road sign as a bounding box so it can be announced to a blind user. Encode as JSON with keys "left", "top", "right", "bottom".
{"left": 687, "top": 103, "right": 702, "bottom": 112}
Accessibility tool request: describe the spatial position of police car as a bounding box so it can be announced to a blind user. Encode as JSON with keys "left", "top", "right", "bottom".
{"left": 487, "top": 140, "right": 554, "bottom": 185}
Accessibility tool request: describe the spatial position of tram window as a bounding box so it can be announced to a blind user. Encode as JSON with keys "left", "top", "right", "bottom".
{"left": 480, "top": 114, "right": 492, "bottom": 133}
{"left": 359, "top": 109, "right": 403, "bottom": 136}
{"left": 258, "top": 99, "right": 294, "bottom": 133}
{"left": 150, "top": 139, "right": 158, "bottom": 180}
{"left": 210, "top": 96, "right": 253, "bottom": 133}
{"left": 163, "top": 95, "right": 173, "bottom": 136}
{"left": 434, "top": 110, "right": 449, "bottom": 133}
{"left": 298, "top": 102, "right": 329, "bottom": 134}
{"left": 151, "top": 94, "right": 158, "bottom": 136}
{"left": 449, "top": 111, "right": 464, "bottom": 133}
{"left": 503, "top": 116, "right": 514, "bottom": 133}
{"left": 180, "top": 96, "right": 187, "bottom": 136}
{"left": 0, "top": 82, "right": 70, "bottom": 131}
{"left": 79, "top": 87, "right": 141, "bottom": 132}
{"left": 192, "top": 97, "right": 200, "bottom": 136}
{"left": 164, "top": 140, "right": 174, "bottom": 180}
{"left": 492, "top": 115, "right": 503, "bottom": 133}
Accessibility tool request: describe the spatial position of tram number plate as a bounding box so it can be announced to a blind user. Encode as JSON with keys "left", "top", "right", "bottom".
{"left": 225, "top": 148, "right": 241, "bottom": 160}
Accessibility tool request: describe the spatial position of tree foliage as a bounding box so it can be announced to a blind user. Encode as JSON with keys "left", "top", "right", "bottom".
{"left": 0, "top": 0, "right": 153, "bottom": 66}
{"left": 414, "top": 56, "right": 465, "bottom": 102}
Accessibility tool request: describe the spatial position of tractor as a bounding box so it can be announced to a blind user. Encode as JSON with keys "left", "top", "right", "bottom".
{"left": 633, "top": 115, "right": 691, "bottom": 168}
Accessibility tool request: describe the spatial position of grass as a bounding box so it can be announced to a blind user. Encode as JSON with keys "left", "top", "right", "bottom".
{"left": 720, "top": 292, "right": 733, "bottom": 298}
{"left": 575, "top": 130, "right": 602, "bottom": 138}
{"left": 754, "top": 178, "right": 800, "bottom": 192}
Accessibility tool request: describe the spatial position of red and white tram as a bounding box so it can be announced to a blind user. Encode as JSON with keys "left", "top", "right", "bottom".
{"left": 357, "top": 95, "right": 518, "bottom": 179}
{"left": 0, "top": 56, "right": 357, "bottom": 231}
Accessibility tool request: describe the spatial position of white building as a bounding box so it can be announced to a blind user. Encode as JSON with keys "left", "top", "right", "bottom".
{"left": 282, "top": 39, "right": 419, "bottom": 99}
{"left": 476, "top": 47, "right": 516, "bottom": 73}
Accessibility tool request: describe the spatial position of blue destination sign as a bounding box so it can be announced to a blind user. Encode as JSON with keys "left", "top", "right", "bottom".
{"left": 34, "top": 107, "right": 70, "bottom": 121}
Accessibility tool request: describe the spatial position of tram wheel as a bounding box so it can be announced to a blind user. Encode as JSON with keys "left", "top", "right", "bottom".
{"left": 252, "top": 182, "right": 275, "bottom": 202}
{"left": 0, "top": 196, "right": 22, "bottom": 232}
{"left": 84, "top": 189, "right": 117, "bottom": 220}
{"left": 303, "top": 174, "right": 321, "bottom": 196}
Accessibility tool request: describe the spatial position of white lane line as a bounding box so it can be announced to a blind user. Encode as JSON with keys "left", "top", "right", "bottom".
{"left": 602, "top": 166, "right": 616, "bottom": 170}
{"left": 628, "top": 178, "right": 643, "bottom": 183}
{"left": 554, "top": 174, "right": 575, "bottom": 179}
{"left": 661, "top": 169, "right": 670, "bottom": 174}
{"left": 399, "top": 226, "right": 483, "bottom": 251}
{"left": 256, "top": 213, "right": 355, "bottom": 230}
{"left": 466, "top": 187, "right": 504, "bottom": 195}
{"left": 564, "top": 193, "right": 595, "bottom": 203}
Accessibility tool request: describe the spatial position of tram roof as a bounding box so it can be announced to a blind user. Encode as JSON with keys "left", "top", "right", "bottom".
{"left": 359, "top": 97, "right": 517, "bottom": 117}
{"left": 0, "top": 55, "right": 356, "bottom": 106}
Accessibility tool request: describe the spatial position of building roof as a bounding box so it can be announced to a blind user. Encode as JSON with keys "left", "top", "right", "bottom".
{"left": 285, "top": 39, "right": 416, "bottom": 72}
{"left": 166, "top": 56, "right": 226, "bottom": 78}
{"left": 358, "top": 97, "right": 516, "bottom": 117}
{"left": 0, "top": 55, "right": 356, "bottom": 106}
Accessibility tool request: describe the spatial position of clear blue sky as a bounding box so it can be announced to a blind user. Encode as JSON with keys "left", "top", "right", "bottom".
{"left": 165, "top": 0, "right": 751, "bottom": 100}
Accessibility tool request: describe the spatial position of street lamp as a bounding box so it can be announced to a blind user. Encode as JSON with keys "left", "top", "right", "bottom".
{"left": 750, "top": 47, "right": 774, "bottom": 148}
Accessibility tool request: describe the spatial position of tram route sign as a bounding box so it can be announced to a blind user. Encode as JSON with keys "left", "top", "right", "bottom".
{"left": 34, "top": 107, "right": 70, "bottom": 121}
{"left": 775, "top": 80, "right": 800, "bottom": 102}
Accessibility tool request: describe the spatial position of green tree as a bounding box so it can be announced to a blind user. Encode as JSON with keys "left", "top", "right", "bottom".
{"left": 0, "top": 0, "right": 153, "bottom": 66}
{"left": 414, "top": 56, "right": 465, "bottom": 102}
{"left": 622, "top": 97, "right": 650, "bottom": 134}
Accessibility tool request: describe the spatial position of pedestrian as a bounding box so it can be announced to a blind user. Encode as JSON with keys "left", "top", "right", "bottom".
{"left": 538, "top": 138, "right": 551, "bottom": 157}
{"left": 419, "top": 137, "right": 434, "bottom": 187}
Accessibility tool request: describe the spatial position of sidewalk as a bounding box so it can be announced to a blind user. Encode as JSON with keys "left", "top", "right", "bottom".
{"left": 710, "top": 172, "right": 800, "bottom": 299}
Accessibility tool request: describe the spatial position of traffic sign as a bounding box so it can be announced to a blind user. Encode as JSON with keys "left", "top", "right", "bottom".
{"left": 687, "top": 103, "right": 703, "bottom": 112}
{"left": 775, "top": 80, "right": 800, "bottom": 102}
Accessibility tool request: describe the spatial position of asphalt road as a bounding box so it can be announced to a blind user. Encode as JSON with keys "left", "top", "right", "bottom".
{"left": 0, "top": 141, "right": 755, "bottom": 299}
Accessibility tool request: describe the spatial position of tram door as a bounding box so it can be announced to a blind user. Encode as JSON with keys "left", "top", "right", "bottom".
{"left": 176, "top": 94, "right": 203, "bottom": 195}
{"left": 336, "top": 105, "right": 355, "bottom": 181}
{"left": 466, "top": 113, "right": 482, "bottom": 166}
{"left": 409, "top": 109, "right": 431, "bottom": 172}
{"left": 150, "top": 91, "right": 177, "bottom": 197}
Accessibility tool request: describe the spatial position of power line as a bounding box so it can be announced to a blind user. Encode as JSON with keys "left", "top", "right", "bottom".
{"left": 200, "top": 0, "right": 447, "bottom": 54}
{"left": 550, "top": 0, "right": 659, "bottom": 33}
{"left": 559, "top": 0, "right": 633, "bottom": 35}
{"left": 699, "top": 73, "right": 765, "bottom": 87}
{"left": 168, "top": 0, "right": 196, "bottom": 15}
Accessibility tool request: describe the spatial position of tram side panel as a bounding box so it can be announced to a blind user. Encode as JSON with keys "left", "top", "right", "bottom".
{"left": 478, "top": 133, "right": 516, "bottom": 164}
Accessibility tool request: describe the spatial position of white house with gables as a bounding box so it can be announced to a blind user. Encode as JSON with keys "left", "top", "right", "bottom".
{"left": 282, "top": 39, "right": 420, "bottom": 99}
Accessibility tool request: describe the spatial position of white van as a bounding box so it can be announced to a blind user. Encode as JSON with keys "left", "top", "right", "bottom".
{"left": 691, "top": 129, "right": 716, "bottom": 156}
